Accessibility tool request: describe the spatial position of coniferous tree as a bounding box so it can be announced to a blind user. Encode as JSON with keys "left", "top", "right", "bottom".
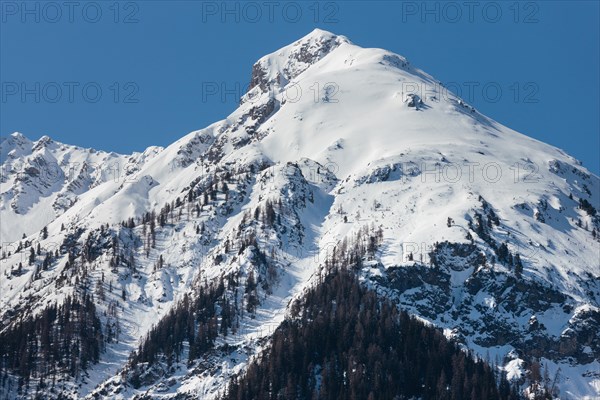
{"left": 245, "top": 271, "right": 259, "bottom": 315}
{"left": 28, "top": 248, "right": 35, "bottom": 266}
{"left": 514, "top": 254, "right": 524, "bottom": 277}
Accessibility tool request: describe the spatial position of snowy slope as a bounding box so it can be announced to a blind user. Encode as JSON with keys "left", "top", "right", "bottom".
{"left": 0, "top": 133, "right": 163, "bottom": 242}
{"left": 1, "top": 29, "right": 598, "bottom": 399}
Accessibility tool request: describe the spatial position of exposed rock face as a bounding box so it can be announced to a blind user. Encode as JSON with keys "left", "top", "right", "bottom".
{"left": 244, "top": 29, "right": 347, "bottom": 101}
{"left": 371, "top": 241, "right": 600, "bottom": 369}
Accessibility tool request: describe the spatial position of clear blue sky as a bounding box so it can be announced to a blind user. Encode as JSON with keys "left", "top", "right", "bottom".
{"left": 1, "top": 1, "right": 598, "bottom": 173}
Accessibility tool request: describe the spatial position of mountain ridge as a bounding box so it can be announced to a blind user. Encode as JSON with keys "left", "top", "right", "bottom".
{"left": 1, "top": 29, "right": 599, "bottom": 399}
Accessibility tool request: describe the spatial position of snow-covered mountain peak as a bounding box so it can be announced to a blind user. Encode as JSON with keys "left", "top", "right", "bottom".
{"left": 244, "top": 29, "right": 350, "bottom": 101}
{"left": 9, "top": 131, "right": 28, "bottom": 140}
{"left": 31, "top": 135, "right": 56, "bottom": 152}
{"left": 0, "top": 133, "right": 152, "bottom": 242}
{"left": 1, "top": 131, "right": 31, "bottom": 148}
{"left": 291, "top": 27, "right": 352, "bottom": 52}
{"left": 35, "top": 134, "right": 52, "bottom": 144}
{"left": 0, "top": 133, "right": 33, "bottom": 164}
{"left": 302, "top": 27, "right": 347, "bottom": 41}
{"left": 1, "top": 31, "right": 599, "bottom": 400}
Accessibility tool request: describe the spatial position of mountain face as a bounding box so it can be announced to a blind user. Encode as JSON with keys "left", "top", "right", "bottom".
{"left": 1, "top": 29, "right": 599, "bottom": 399}
{"left": 0, "top": 133, "right": 163, "bottom": 243}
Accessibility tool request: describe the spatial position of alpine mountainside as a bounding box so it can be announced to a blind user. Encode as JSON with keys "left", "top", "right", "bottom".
{"left": 222, "top": 268, "right": 521, "bottom": 400}
{"left": 0, "top": 29, "right": 598, "bottom": 399}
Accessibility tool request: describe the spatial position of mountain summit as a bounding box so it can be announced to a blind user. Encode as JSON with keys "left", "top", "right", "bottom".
{"left": 245, "top": 28, "right": 350, "bottom": 97}
{"left": 1, "top": 31, "right": 598, "bottom": 399}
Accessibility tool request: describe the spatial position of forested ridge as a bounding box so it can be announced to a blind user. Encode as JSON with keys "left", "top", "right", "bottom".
{"left": 0, "top": 294, "right": 103, "bottom": 396}
{"left": 223, "top": 267, "right": 524, "bottom": 400}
